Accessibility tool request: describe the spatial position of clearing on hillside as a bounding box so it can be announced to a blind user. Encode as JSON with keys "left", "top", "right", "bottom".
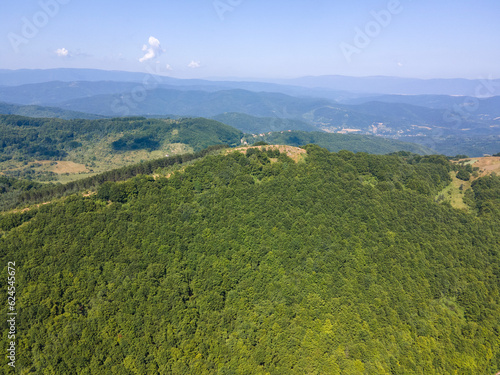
{"left": 230, "top": 145, "right": 307, "bottom": 162}
{"left": 461, "top": 156, "right": 500, "bottom": 178}
{"left": 46, "top": 161, "right": 89, "bottom": 174}
{"left": 442, "top": 156, "right": 500, "bottom": 211}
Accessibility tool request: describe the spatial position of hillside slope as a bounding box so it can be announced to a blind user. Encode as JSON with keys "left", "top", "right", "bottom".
{"left": 0, "top": 115, "right": 436, "bottom": 183}
{"left": 212, "top": 112, "right": 321, "bottom": 133}
{"left": 0, "top": 115, "right": 242, "bottom": 181}
{"left": 1, "top": 146, "right": 499, "bottom": 373}
{"left": 246, "top": 131, "right": 435, "bottom": 155}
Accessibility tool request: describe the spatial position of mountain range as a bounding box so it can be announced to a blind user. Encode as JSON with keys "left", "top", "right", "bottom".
{"left": 1, "top": 68, "right": 500, "bottom": 156}
{"left": 2, "top": 68, "right": 499, "bottom": 96}
{"left": 0, "top": 81, "right": 495, "bottom": 136}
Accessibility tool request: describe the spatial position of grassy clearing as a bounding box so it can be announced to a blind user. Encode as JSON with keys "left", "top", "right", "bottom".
{"left": 0, "top": 141, "right": 194, "bottom": 183}
{"left": 229, "top": 145, "right": 307, "bottom": 163}
{"left": 45, "top": 161, "right": 88, "bottom": 174}
{"left": 465, "top": 156, "right": 500, "bottom": 178}
{"left": 437, "top": 173, "right": 471, "bottom": 211}
{"left": 68, "top": 133, "right": 194, "bottom": 173}
{"left": 438, "top": 157, "right": 500, "bottom": 211}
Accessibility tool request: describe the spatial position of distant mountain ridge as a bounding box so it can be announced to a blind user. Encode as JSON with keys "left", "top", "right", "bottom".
{"left": 0, "top": 101, "right": 104, "bottom": 119}
{"left": 1, "top": 68, "right": 500, "bottom": 157}
{"left": 2, "top": 68, "right": 499, "bottom": 96}
{"left": 341, "top": 94, "right": 500, "bottom": 117}
{"left": 0, "top": 68, "right": 354, "bottom": 101}
{"left": 0, "top": 81, "right": 498, "bottom": 143}
{"left": 271, "top": 75, "right": 500, "bottom": 96}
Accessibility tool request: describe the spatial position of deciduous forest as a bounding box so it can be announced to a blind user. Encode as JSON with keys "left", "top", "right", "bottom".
{"left": 1, "top": 145, "right": 499, "bottom": 374}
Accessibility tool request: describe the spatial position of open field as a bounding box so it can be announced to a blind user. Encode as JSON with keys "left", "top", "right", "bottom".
{"left": 438, "top": 172, "right": 471, "bottom": 211}
{"left": 44, "top": 161, "right": 89, "bottom": 174}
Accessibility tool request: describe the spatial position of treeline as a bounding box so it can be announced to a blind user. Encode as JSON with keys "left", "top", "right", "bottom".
{"left": 0, "top": 176, "right": 44, "bottom": 211}
{"left": 0, "top": 145, "right": 229, "bottom": 211}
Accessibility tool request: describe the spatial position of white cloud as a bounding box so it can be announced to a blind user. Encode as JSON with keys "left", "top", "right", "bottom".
{"left": 166, "top": 64, "right": 173, "bottom": 71}
{"left": 139, "top": 36, "right": 165, "bottom": 63}
{"left": 55, "top": 47, "right": 69, "bottom": 57}
{"left": 188, "top": 60, "right": 201, "bottom": 69}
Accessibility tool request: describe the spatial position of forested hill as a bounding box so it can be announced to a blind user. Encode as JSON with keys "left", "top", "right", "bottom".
{"left": 0, "top": 115, "right": 243, "bottom": 179}
{"left": 1, "top": 146, "right": 499, "bottom": 373}
{"left": 0, "top": 115, "right": 242, "bottom": 159}
{"left": 0, "top": 114, "right": 435, "bottom": 183}
{"left": 0, "top": 101, "right": 105, "bottom": 120}
{"left": 244, "top": 130, "right": 434, "bottom": 155}
{"left": 212, "top": 112, "right": 321, "bottom": 133}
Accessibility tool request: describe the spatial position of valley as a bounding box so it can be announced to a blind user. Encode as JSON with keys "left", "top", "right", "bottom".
{"left": 0, "top": 113, "right": 438, "bottom": 184}
{"left": 0, "top": 70, "right": 499, "bottom": 156}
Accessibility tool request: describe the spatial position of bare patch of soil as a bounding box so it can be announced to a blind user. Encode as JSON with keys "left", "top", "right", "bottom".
{"left": 457, "top": 156, "right": 500, "bottom": 180}
{"left": 47, "top": 161, "right": 89, "bottom": 174}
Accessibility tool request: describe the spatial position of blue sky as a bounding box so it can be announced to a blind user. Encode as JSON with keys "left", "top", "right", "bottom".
{"left": 1, "top": 0, "right": 499, "bottom": 79}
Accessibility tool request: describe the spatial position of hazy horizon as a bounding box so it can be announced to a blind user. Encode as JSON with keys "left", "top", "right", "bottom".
{"left": 1, "top": 0, "right": 499, "bottom": 81}
{"left": 2, "top": 67, "right": 499, "bottom": 83}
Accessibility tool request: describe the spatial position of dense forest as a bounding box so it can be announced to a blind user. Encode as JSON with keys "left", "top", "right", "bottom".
{"left": 0, "top": 115, "right": 242, "bottom": 161}
{"left": 0, "top": 145, "right": 229, "bottom": 212}
{"left": 1, "top": 146, "right": 499, "bottom": 374}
